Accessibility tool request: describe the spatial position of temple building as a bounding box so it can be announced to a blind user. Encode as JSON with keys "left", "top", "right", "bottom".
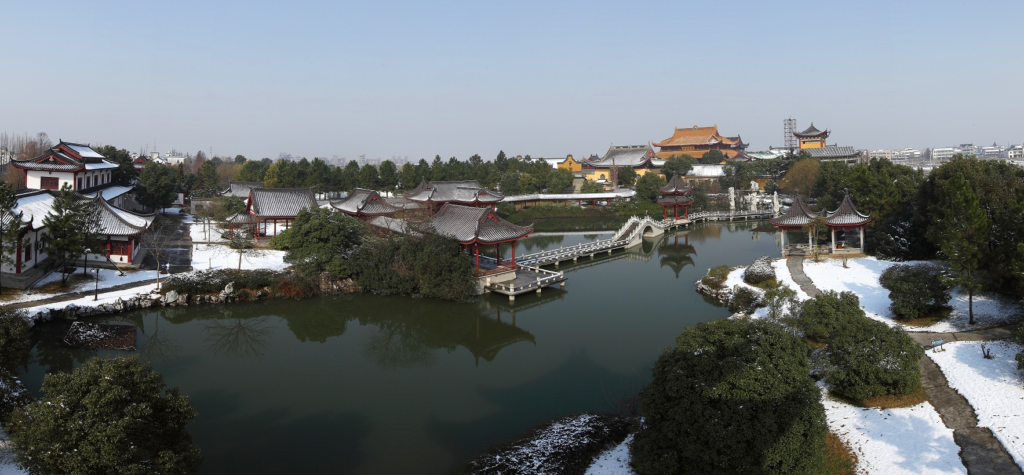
{"left": 430, "top": 204, "right": 533, "bottom": 275}
{"left": 404, "top": 180, "right": 504, "bottom": 216}
{"left": 794, "top": 124, "right": 829, "bottom": 149}
{"left": 585, "top": 144, "right": 662, "bottom": 187}
{"left": 769, "top": 193, "right": 871, "bottom": 255}
{"left": 330, "top": 188, "right": 401, "bottom": 220}
{"left": 2, "top": 190, "right": 155, "bottom": 288}
{"left": 246, "top": 188, "right": 318, "bottom": 238}
{"left": 653, "top": 125, "right": 747, "bottom": 160}
{"left": 11, "top": 141, "right": 118, "bottom": 191}
{"left": 657, "top": 173, "right": 695, "bottom": 220}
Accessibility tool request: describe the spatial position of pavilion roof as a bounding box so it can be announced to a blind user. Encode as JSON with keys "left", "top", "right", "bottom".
{"left": 247, "top": 188, "right": 318, "bottom": 218}
{"left": 222, "top": 181, "right": 263, "bottom": 198}
{"left": 430, "top": 204, "right": 533, "bottom": 244}
{"left": 588, "top": 144, "right": 663, "bottom": 168}
{"left": 659, "top": 173, "right": 693, "bottom": 195}
{"left": 4, "top": 189, "right": 154, "bottom": 236}
{"left": 330, "top": 188, "right": 401, "bottom": 216}
{"left": 656, "top": 195, "right": 695, "bottom": 206}
{"left": 794, "top": 124, "right": 829, "bottom": 137}
{"left": 11, "top": 141, "right": 115, "bottom": 172}
{"left": 770, "top": 196, "right": 822, "bottom": 227}
{"left": 826, "top": 194, "right": 871, "bottom": 226}
{"left": 403, "top": 179, "right": 504, "bottom": 204}
{"left": 805, "top": 146, "right": 859, "bottom": 160}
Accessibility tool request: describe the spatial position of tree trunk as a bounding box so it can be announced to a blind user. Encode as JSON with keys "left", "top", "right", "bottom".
{"left": 968, "top": 287, "right": 974, "bottom": 325}
{"left": 156, "top": 258, "right": 162, "bottom": 289}
{"left": 238, "top": 251, "right": 243, "bottom": 270}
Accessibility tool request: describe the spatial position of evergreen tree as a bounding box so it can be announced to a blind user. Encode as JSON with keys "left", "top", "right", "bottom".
{"left": 94, "top": 145, "right": 139, "bottom": 186}
{"left": 342, "top": 161, "right": 360, "bottom": 192}
{"left": 0, "top": 183, "right": 25, "bottom": 295}
{"left": 927, "top": 174, "right": 989, "bottom": 324}
{"left": 399, "top": 163, "right": 417, "bottom": 190}
{"left": 234, "top": 160, "right": 268, "bottom": 182}
{"left": 137, "top": 162, "right": 178, "bottom": 212}
{"left": 273, "top": 208, "right": 362, "bottom": 278}
{"left": 378, "top": 160, "right": 398, "bottom": 191}
{"left": 358, "top": 164, "right": 380, "bottom": 190}
{"left": 194, "top": 160, "right": 220, "bottom": 197}
{"left": 660, "top": 155, "right": 695, "bottom": 178}
{"left": 42, "top": 185, "right": 101, "bottom": 285}
{"left": 495, "top": 150, "right": 509, "bottom": 173}
{"left": 617, "top": 166, "right": 637, "bottom": 187}
{"left": 8, "top": 356, "right": 202, "bottom": 475}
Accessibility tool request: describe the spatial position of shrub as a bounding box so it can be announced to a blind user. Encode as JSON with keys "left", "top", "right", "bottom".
{"left": 0, "top": 372, "right": 32, "bottom": 426}
{"left": 162, "top": 269, "right": 288, "bottom": 295}
{"left": 879, "top": 264, "right": 951, "bottom": 321}
{"left": 728, "top": 286, "right": 761, "bottom": 313}
{"left": 761, "top": 280, "right": 798, "bottom": 320}
{"left": 273, "top": 207, "right": 363, "bottom": 278}
{"left": 826, "top": 319, "right": 923, "bottom": 401}
{"left": 744, "top": 256, "right": 777, "bottom": 285}
{"left": 796, "top": 291, "right": 864, "bottom": 343}
{"left": 630, "top": 319, "right": 827, "bottom": 475}
{"left": 0, "top": 307, "right": 31, "bottom": 374}
{"left": 701, "top": 265, "right": 731, "bottom": 289}
{"left": 1014, "top": 326, "right": 1024, "bottom": 371}
{"left": 8, "top": 356, "right": 202, "bottom": 474}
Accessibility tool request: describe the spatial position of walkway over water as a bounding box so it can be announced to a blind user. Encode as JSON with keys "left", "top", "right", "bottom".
{"left": 482, "top": 210, "right": 772, "bottom": 300}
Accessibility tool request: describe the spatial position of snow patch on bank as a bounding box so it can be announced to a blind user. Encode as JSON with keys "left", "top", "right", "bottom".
{"left": 803, "top": 257, "right": 1021, "bottom": 332}
{"left": 191, "top": 244, "right": 288, "bottom": 272}
{"left": 821, "top": 383, "right": 966, "bottom": 474}
{"left": 584, "top": 433, "right": 635, "bottom": 475}
{"left": 929, "top": 341, "right": 1024, "bottom": 470}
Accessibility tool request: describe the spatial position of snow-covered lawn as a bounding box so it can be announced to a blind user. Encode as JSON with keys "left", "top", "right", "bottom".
{"left": 584, "top": 434, "right": 634, "bottom": 475}
{"left": 190, "top": 243, "right": 288, "bottom": 272}
{"left": 721, "top": 258, "right": 809, "bottom": 319}
{"left": 929, "top": 341, "right": 1024, "bottom": 470}
{"left": 0, "top": 268, "right": 159, "bottom": 306}
{"left": 821, "top": 383, "right": 966, "bottom": 474}
{"left": 803, "top": 257, "right": 1021, "bottom": 332}
{"left": 19, "top": 283, "right": 161, "bottom": 322}
{"left": 189, "top": 222, "right": 228, "bottom": 243}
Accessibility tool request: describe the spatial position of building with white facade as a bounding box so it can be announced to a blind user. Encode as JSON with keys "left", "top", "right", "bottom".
{"left": 10, "top": 141, "right": 117, "bottom": 191}
{"left": 932, "top": 147, "right": 957, "bottom": 161}
{"left": 869, "top": 150, "right": 893, "bottom": 160}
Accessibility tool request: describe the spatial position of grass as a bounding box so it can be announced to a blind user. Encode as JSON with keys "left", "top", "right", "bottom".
{"left": 700, "top": 265, "right": 732, "bottom": 290}
{"left": 900, "top": 307, "right": 953, "bottom": 327}
{"left": 816, "top": 431, "right": 858, "bottom": 475}
{"left": 843, "top": 385, "right": 928, "bottom": 410}
{"left": 32, "top": 273, "right": 95, "bottom": 293}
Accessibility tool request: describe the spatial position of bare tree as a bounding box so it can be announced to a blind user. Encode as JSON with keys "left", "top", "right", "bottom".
{"left": 140, "top": 216, "right": 178, "bottom": 289}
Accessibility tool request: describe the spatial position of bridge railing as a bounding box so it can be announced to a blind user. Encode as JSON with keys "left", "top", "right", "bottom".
{"left": 484, "top": 265, "right": 565, "bottom": 293}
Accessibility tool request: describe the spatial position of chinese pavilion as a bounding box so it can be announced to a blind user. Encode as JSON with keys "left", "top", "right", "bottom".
{"left": 656, "top": 173, "right": 694, "bottom": 220}
{"left": 653, "top": 125, "right": 747, "bottom": 160}
{"left": 585, "top": 144, "right": 662, "bottom": 186}
{"left": 430, "top": 204, "right": 533, "bottom": 274}
{"left": 330, "top": 188, "right": 401, "bottom": 220}
{"left": 246, "top": 188, "right": 318, "bottom": 238}
{"left": 794, "top": 124, "right": 829, "bottom": 149}
{"left": 769, "top": 192, "right": 871, "bottom": 254}
{"left": 11, "top": 141, "right": 118, "bottom": 191}
{"left": 404, "top": 180, "right": 504, "bottom": 216}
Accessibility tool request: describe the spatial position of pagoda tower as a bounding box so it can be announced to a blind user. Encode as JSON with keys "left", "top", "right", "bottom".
{"left": 657, "top": 173, "right": 694, "bottom": 220}
{"left": 794, "top": 124, "right": 830, "bottom": 149}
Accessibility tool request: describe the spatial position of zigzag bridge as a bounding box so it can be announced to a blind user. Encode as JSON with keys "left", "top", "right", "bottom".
{"left": 482, "top": 210, "right": 771, "bottom": 300}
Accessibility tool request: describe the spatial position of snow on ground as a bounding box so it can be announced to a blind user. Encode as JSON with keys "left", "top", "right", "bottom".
{"left": 720, "top": 258, "right": 810, "bottom": 319}
{"left": 1, "top": 268, "right": 159, "bottom": 305}
{"left": 189, "top": 222, "right": 228, "bottom": 243}
{"left": 929, "top": 341, "right": 1024, "bottom": 470}
{"left": 584, "top": 434, "right": 635, "bottom": 475}
{"left": 19, "top": 283, "right": 161, "bottom": 322}
{"left": 821, "top": 383, "right": 966, "bottom": 475}
{"left": 0, "top": 424, "right": 27, "bottom": 475}
{"left": 191, "top": 243, "right": 288, "bottom": 272}
{"left": 803, "top": 257, "right": 1021, "bottom": 332}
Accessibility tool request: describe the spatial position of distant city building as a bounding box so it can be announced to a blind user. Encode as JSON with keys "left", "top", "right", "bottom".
{"left": 1009, "top": 145, "right": 1023, "bottom": 159}
{"left": 869, "top": 150, "right": 893, "bottom": 160}
{"left": 931, "top": 147, "right": 956, "bottom": 161}
{"left": 893, "top": 148, "right": 921, "bottom": 160}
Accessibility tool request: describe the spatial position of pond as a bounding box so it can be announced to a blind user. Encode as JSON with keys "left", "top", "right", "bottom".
{"left": 25, "top": 221, "right": 782, "bottom": 475}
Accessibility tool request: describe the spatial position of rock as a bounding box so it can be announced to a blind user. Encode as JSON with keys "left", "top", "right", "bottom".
{"left": 743, "top": 256, "right": 776, "bottom": 285}
{"left": 165, "top": 290, "right": 179, "bottom": 305}
{"left": 179, "top": 293, "right": 189, "bottom": 305}
{"left": 224, "top": 282, "right": 234, "bottom": 294}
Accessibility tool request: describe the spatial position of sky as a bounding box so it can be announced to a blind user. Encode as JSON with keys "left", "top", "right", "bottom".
{"left": 2, "top": 1, "right": 1022, "bottom": 161}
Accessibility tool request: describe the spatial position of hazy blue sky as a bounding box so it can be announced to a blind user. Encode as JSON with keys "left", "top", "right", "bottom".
{"left": 2, "top": 1, "right": 1022, "bottom": 161}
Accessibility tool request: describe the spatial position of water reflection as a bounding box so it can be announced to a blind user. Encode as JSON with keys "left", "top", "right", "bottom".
{"left": 658, "top": 233, "right": 697, "bottom": 278}
{"left": 203, "top": 314, "right": 274, "bottom": 359}
{"left": 30, "top": 321, "right": 98, "bottom": 375}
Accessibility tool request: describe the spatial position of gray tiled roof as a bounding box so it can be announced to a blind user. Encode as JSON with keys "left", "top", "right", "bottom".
{"left": 6, "top": 190, "right": 153, "bottom": 236}
{"left": 805, "top": 146, "right": 859, "bottom": 160}
{"left": 404, "top": 180, "right": 504, "bottom": 204}
{"left": 588, "top": 144, "right": 663, "bottom": 168}
{"left": 657, "top": 195, "right": 695, "bottom": 206}
{"left": 222, "top": 181, "right": 263, "bottom": 198}
{"left": 826, "top": 194, "right": 871, "bottom": 226}
{"left": 795, "top": 124, "right": 826, "bottom": 136}
{"left": 431, "top": 204, "right": 533, "bottom": 244}
{"left": 11, "top": 141, "right": 114, "bottom": 172}
{"left": 248, "top": 188, "right": 318, "bottom": 217}
{"left": 659, "top": 173, "right": 693, "bottom": 195}
{"left": 770, "top": 196, "right": 822, "bottom": 227}
{"left": 330, "top": 188, "right": 401, "bottom": 216}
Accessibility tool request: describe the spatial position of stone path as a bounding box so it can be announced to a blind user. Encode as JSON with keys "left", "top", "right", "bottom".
{"left": 786, "top": 257, "right": 819, "bottom": 297}
{"left": 4, "top": 278, "right": 162, "bottom": 310}
{"left": 792, "top": 256, "right": 1022, "bottom": 475}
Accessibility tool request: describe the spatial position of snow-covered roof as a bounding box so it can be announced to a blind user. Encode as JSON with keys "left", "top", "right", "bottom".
{"left": 66, "top": 143, "right": 104, "bottom": 158}
{"left": 502, "top": 190, "right": 635, "bottom": 203}
{"left": 687, "top": 164, "right": 726, "bottom": 177}
{"left": 84, "top": 161, "right": 118, "bottom": 170}
{"left": 83, "top": 185, "right": 133, "bottom": 202}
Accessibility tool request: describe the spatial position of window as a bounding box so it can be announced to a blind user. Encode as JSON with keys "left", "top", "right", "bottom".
{"left": 24, "top": 243, "right": 31, "bottom": 261}
{"left": 40, "top": 177, "right": 59, "bottom": 190}
{"left": 77, "top": 178, "right": 83, "bottom": 189}
{"left": 112, "top": 241, "right": 129, "bottom": 255}
{"left": 87, "top": 176, "right": 91, "bottom": 188}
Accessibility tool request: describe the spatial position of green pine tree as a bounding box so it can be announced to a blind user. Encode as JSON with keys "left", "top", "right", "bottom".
{"left": 927, "top": 174, "right": 989, "bottom": 324}
{"left": 42, "top": 185, "right": 101, "bottom": 285}
{"left": 0, "top": 183, "right": 26, "bottom": 294}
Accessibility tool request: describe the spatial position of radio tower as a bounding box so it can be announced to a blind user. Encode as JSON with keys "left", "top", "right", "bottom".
{"left": 784, "top": 118, "right": 797, "bottom": 151}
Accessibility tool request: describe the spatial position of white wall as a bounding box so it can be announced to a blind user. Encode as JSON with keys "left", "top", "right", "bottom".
{"left": 26, "top": 171, "right": 75, "bottom": 190}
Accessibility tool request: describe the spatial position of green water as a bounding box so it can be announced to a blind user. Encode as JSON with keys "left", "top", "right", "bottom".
{"left": 26, "top": 221, "right": 781, "bottom": 474}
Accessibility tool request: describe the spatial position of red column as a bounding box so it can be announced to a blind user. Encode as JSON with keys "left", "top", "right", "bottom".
{"left": 127, "top": 238, "right": 133, "bottom": 264}
{"left": 663, "top": 207, "right": 667, "bottom": 219}
{"left": 685, "top": 205, "right": 689, "bottom": 220}
{"left": 674, "top": 206, "right": 678, "bottom": 219}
